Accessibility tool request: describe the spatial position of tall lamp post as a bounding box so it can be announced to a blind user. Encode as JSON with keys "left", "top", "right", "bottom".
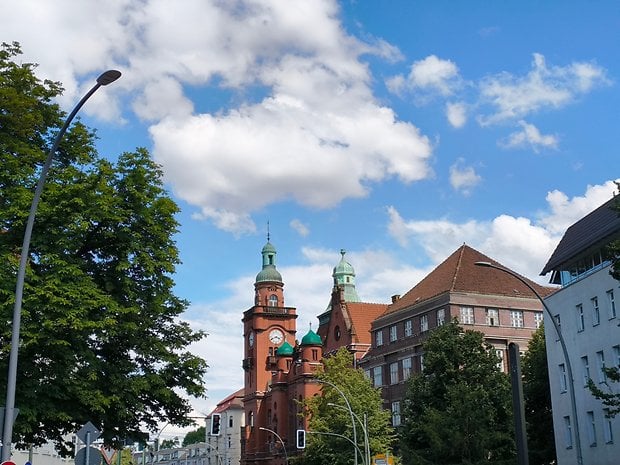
{"left": 474, "top": 261, "right": 583, "bottom": 465}
{"left": 1, "top": 69, "right": 122, "bottom": 462}
{"left": 327, "top": 402, "right": 369, "bottom": 465}
{"left": 259, "top": 427, "right": 288, "bottom": 465}
{"left": 313, "top": 379, "right": 359, "bottom": 465}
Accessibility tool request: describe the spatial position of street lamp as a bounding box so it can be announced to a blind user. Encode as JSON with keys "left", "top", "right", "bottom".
{"left": 1, "top": 69, "right": 122, "bottom": 462}
{"left": 327, "top": 402, "right": 369, "bottom": 465}
{"left": 259, "top": 427, "right": 288, "bottom": 465}
{"left": 474, "top": 261, "right": 583, "bottom": 465}
{"left": 313, "top": 379, "right": 359, "bottom": 465}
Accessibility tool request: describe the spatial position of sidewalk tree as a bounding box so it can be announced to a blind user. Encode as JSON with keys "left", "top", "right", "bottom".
{"left": 183, "top": 426, "right": 206, "bottom": 446}
{"left": 0, "top": 42, "right": 207, "bottom": 455}
{"left": 521, "top": 326, "right": 556, "bottom": 464}
{"left": 399, "top": 320, "right": 514, "bottom": 464}
{"left": 301, "top": 348, "right": 394, "bottom": 465}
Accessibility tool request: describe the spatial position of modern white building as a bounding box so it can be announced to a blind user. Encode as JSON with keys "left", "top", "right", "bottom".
{"left": 541, "top": 195, "right": 620, "bottom": 465}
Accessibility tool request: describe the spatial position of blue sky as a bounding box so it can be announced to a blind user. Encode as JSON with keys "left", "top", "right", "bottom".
{"left": 2, "top": 0, "right": 619, "bottom": 439}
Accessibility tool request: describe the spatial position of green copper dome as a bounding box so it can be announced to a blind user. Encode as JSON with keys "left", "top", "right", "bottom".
{"left": 332, "top": 249, "right": 360, "bottom": 302}
{"left": 276, "top": 341, "right": 294, "bottom": 356}
{"left": 301, "top": 328, "right": 322, "bottom": 346}
{"left": 256, "top": 240, "right": 283, "bottom": 283}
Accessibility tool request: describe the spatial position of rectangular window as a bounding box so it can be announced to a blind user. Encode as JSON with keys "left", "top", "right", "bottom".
{"left": 559, "top": 363, "right": 567, "bottom": 392}
{"left": 486, "top": 308, "right": 499, "bottom": 326}
{"left": 510, "top": 310, "right": 524, "bottom": 328}
{"left": 460, "top": 306, "right": 474, "bottom": 325}
{"left": 364, "top": 369, "right": 371, "bottom": 380}
{"left": 402, "top": 357, "right": 412, "bottom": 379}
{"left": 419, "top": 354, "right": 425, "bottom": 372}
{"left": 420, "top": 314, "right": 428, "bottom": 332}
{"left": 404, "top": 320, "right": 413, "bottom": 337}
{"left": 582, "top": 356, "right": 591, "bottom": 386}
{"left": 437, "top": 308, "right": 445, "bottom": 326}
{"left": 577, "top": 304, "right": 585, "bottom": 331}
{"left": 597, "top": 351, "right": 607, "bottom": 383}
{"left": 390, "top": 362, "right": 399, "bottom": 384}
{"left": 604, "top": 409, "right": 614, "bottom": 443}
{"left": 375, "top": 330, "right": 383, "bottom": 347}
{"left": 389, "top": 325, "right": 397, "bottom": 342}
{"left": 496, "top": 349, "right": 505, "bottom": 372}
{"left": 373, "top": 366, "right": 383, "bottom": 386}
{"left": 391, "top": 401, "right": 401, "bottom": 427}
{"left": 587, "top": 411, "right": 597, "bottom": 446}
{"left": 534, "top": 312, "right": 544, "bottom": 329}
{"left": 555, "top": 314, "right": 561, "bottom": 341}
{"left": 229, "top": 416, "right": 233, "bottom": 428}
{"left": 592, "top": 297, "right": 600, "bottom": 326}
{"left": 608, "top": 289, "right": 617, "bottom": 319}
{"left": 564, "top": 416, "right": 573, "bottom": 449}
{"left": 614, "top": 345, "right": 620, "bottom": 368}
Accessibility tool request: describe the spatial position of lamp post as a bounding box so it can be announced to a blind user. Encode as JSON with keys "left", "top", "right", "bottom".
{"left": 474, "top": 261, "right": 583, "bottom": 465}
{"left": 1, "top": 69, "right": 122, "bottom": 462}
{"left": 327, "top": 403, "right": 369, "bottom": 465}
{"left": 259, "top": 427, "right": 288, "bottom": 465}
{"left": 313, "top": 379, "right": 359, "bottom": 465}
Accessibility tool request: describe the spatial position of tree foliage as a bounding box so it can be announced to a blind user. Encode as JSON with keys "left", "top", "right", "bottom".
{"left": 183, "top": 426, "right": 206, "bottom": 446}
{"left": 300, "top": 348, "right": 394, "bottom": 465}
{"left": 521, "top": 326, "right": 556, "bottom": 464}
{"left": 0, "top": 42, "right": 207, "bottom": 454}
{"left": 588, "top": 367, "right": 620, "bottom": 418}
{"left": 399, "top": 320, "right": 514, "bottom": 465}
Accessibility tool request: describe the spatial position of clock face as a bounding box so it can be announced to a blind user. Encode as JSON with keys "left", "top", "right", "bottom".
{"left": 248, "top": 331, "right": 255, "bottom": 347}
{"left": 269, "top": 329, "right": 284, "bottom": 345}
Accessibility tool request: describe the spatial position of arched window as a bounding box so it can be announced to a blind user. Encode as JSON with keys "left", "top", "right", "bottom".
{"left": 268, "top": 294, "right": 278, "bottom": 306}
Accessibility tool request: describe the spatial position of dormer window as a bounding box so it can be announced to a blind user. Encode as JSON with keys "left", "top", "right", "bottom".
{"left": 268, "top": 294, "right": 278, "bottom": 306}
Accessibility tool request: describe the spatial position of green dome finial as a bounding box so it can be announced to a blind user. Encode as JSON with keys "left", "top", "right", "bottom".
{"left": 301, "top": 324, "right": 322, "bottom": 346}
{"left": 332, "top": 249, "right": 360, "bottom": 302}
{"left": 255, "top": 234, "right": 282, "bottom": 283}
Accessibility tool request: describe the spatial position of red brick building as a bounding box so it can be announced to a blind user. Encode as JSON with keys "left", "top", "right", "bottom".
{"left": 241, "top": 240, "right": 322, "bottom": 465}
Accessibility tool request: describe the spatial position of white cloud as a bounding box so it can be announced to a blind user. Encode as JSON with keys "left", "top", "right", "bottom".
{"left": 386, "top": 55, "right": 461, "bottom": 98}
{"left": 290, "top": 219, "right": 310, "bottom": 237}
{"left": 478, "top": 53, "right": 609, "bottom": 125}
{"left": 446, "top": 101, "right": 467, "bottom": 128}
{"left": 387, "top": 179, "right": 619, "bottom": 282}
{"left": 449, "top": 159, "right": 481, "bottom": 195}
{"left": 499, "top": 120, "right": 559, "bottom": 152}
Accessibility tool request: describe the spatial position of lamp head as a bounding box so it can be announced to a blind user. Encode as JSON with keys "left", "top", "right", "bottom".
{"left": 474, "top": 261, "right": 493, "bottom": 268}
{"left": 97, "top": 70, "right": 122, "bottom": 86}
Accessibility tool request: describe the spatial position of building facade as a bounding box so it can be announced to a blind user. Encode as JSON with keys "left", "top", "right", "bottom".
{"left": 540, "top": 195, "right": 620, "bottom": 465}
{"left": 206, "top": 388, "right": 245, "bottom": 465}
{"left": 359, "top": 244, "right": 553, "bottom": 426}
{"left": 241, "top": 240, "right": 322, "bottom": 465}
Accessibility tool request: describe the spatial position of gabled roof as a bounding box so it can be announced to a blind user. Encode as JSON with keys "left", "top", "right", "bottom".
{"left": 210, "top": 387, "right": 245, "bottom": 415}
{"left": 541, "top": 195, "right": 620, "bottom": 275}
{"left": 345, "top": 302, "right": 389, "bottom": 344}
{"left": 383, "top": 244, "right": 555, "bottom": 316}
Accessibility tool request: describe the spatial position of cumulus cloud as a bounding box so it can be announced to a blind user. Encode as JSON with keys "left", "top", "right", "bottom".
{"left": 1, "top": 0, "right": 433, "bottom": 235}
{"left": 387, "top": 55, "right": 462, "bottom": 98}
{"left": 446, "top": 101, "right": 467, "bottom": 128}
{"left": 449, "top": 159, "right": 482, "bottom": 195}
{"left": 290, "top": 219, "right": 310, "bottom": 237}
{"left": 386, "top": 179, "right": 619, "bottom": 281}
{"left": 499, "top": 120, "right": 559, "bottom": 152}
{"left": 478, "top": 53, "right": 610, "bottom": 125}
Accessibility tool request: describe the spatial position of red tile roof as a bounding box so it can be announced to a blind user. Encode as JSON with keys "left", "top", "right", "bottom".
{"left": 210, "top": 387, "right": 245, "bottom": 415}
{"left": 384, "top": 244, "right": 556, "bottom": 315}
{"left": 345, "top": 302, "right": 389, "bottom": 344}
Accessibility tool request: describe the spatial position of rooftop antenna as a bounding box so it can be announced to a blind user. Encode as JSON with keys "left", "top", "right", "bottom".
{"left": 267, "top": 220, "right": 270, "bottom": 242}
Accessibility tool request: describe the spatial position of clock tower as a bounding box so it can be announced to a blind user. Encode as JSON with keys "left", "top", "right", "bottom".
{"left": 241, "top": 239, "right": 297, "bottom": 464}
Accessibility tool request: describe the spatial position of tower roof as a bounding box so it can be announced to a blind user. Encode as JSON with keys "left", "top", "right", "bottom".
{"left": 276, "top": 341, "right": 294, "bottom": 356}
{"left": 301, "top": 328, "right": 322, "bottom": 346}
{"left": 332, "top": 249, "right": 360, "bottom": 302}
{"left": 256, "top": 240, "right": 282, "bottom": 283}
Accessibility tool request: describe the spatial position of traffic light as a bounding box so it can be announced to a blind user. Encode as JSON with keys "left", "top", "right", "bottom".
{"left": 210, "top": 413, "right": 221, "bottom": 436}
{"left": 296, "top": 429, "right": 306, "bottom": 449}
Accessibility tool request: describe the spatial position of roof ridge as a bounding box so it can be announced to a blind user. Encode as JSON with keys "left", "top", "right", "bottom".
{"left": 451, "top": 243, "right": 466, "bottom": 291}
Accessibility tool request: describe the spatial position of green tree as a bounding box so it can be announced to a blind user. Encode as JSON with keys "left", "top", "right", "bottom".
{"left": 400, "top": 320, "right": 514, "bottom": 465}
{"left": 0, "top": 42, "right": 207, "bottom": 454}
{"left": 183, "top": 426, "right": 206, "bottom": 446}
{"left": 521, "top": 326, "right": 556, "bottom": 464}
{"left": 588, "top": 368, "right": 620, "bottom": 418}
{"left": 160, "top": 438, "right": 180, "bottom": 450}
{"left": 300, "top": 348, "right": 394, "bottom": 465}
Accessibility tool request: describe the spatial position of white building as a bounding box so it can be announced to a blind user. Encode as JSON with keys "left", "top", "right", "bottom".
{"left": 541, "top": 195, "right": 620, "bottom": 465}
{"left": 206, "top": 388, "right": 244, "bottom": 465}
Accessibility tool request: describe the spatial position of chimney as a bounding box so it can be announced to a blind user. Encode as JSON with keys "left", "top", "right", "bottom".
{"left": 391, "top": 294, "right": 400, "bottom": 303}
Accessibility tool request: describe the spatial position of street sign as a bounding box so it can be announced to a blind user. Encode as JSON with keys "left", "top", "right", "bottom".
{"left": 76, "top": 422, "right": 101, "bottom": 444}
{"left": 0, "top": 460, "right": 16, "bottom": 465}
{"left": 100, "top": 447, "right": 116, "bottom": 464}
{"left": 75, "top": 446, "right": 101, "bottom": 465}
